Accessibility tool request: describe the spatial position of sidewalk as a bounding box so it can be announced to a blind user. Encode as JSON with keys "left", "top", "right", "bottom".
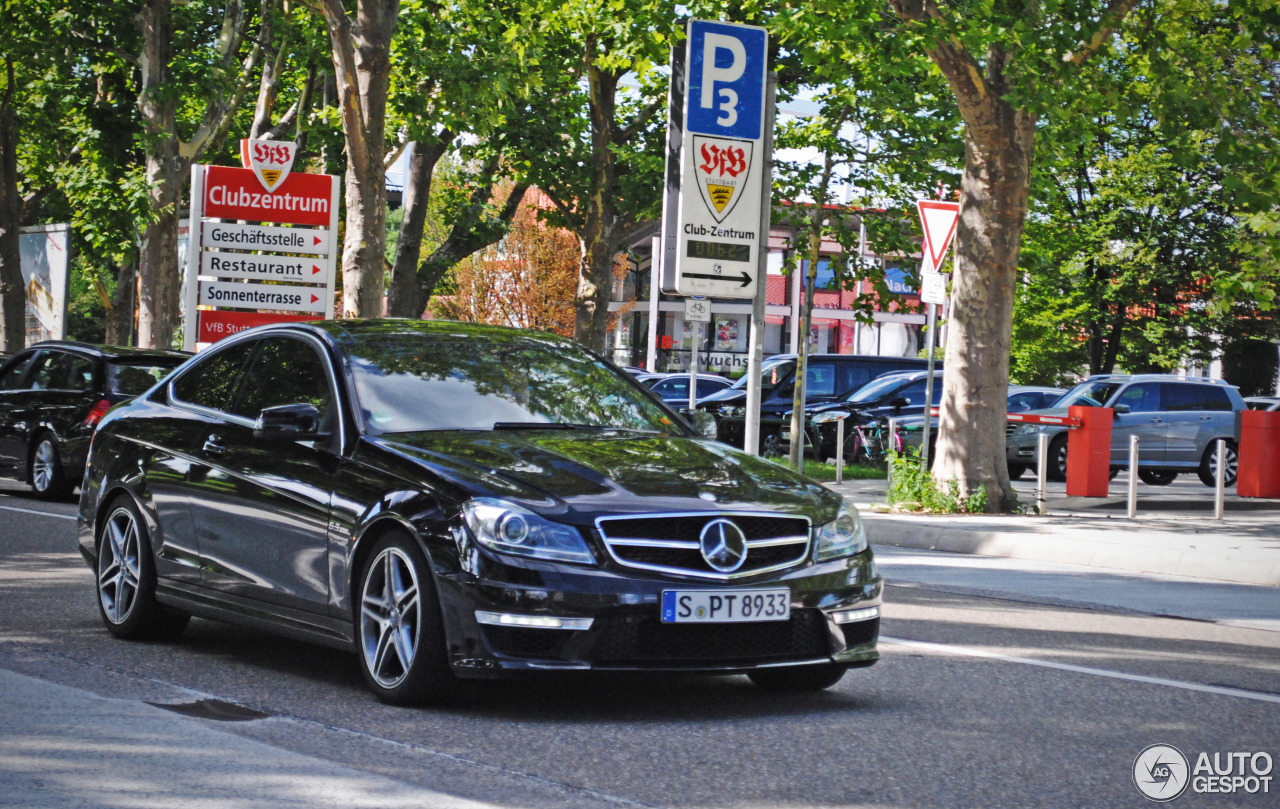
{"left": 826, "top": 474, "right": 1280, "bottom": 586}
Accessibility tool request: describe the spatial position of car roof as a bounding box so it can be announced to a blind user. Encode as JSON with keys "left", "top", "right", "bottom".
{"left": 1082, "top": 373, "right": 1234, "bottom": 387}
{"left": 26, "top": 340, "right": 191, "bottom": 361}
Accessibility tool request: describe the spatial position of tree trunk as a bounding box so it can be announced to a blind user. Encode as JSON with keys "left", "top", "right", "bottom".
{"left": 105, "top": 260, "right": 138, "bottom": 345}
{"left": 573, "top": 55, "right": 620, "bottom": 353}
{"left": 0, "top": 58, "right": 25, "bottom": 352}
{"left": 932, "top": 108, "right": 1036, "bottom": 512}
{"left": 137, "top": 140, "right": 185, "bottom": 348}
{"left": 317, "top": 0, "right": 399, "bottom": 319}
{"left": 386, "top": 136, "right": 450, "bottom": 317}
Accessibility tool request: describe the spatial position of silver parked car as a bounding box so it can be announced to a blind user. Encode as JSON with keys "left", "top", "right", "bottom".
{"left": 1006, "top": 375, "right": 1245, "bottom": 486}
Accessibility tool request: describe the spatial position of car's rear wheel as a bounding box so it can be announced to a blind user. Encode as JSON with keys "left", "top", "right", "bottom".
{"left": 356, "top": 532, "right": 454, "bottom": 705}
{"left": 1138, "top": 469, "right": 1178, "bottom": 486}
{"left": 1198, "top": 440, "right": 1238, "bottom": 487}
{"left": 748, "top": 663, "right": 847, "bottom": 692}
{"left": 1047, "top": 434, "right": 1069, "bottom": 482}
{"left": 96, "top": 496, "right": 190, "bottom": 640}
{"left": 760, "top": 432, "right": 783, "bottom": 458}
{"left": 30, "top": 434, "right": 71, "bottom": 500}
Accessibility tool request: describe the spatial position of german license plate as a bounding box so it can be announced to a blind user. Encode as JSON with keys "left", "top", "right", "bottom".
{"left": 660, "top": 588, "right": 791, "bottom": 623}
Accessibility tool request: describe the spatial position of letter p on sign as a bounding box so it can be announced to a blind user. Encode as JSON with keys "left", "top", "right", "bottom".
{"left": 686, "top": 21, "right": 767, "bottom": 141}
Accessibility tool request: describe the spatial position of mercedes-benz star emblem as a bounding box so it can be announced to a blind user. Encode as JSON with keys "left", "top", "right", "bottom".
{"left": 699, "top": 518, "right": 748, "bottom": 573}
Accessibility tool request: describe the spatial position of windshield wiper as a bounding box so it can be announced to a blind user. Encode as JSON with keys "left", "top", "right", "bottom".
{"left": 492, "top": 422, "right": 660, "bottom": 434}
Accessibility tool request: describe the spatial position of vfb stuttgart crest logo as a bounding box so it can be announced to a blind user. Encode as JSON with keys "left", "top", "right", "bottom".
{"left": 694, "top": 136, "right": 753, "bottom": 223}
{"left": 239, "top": 138, "right": 297, "bottom": 192}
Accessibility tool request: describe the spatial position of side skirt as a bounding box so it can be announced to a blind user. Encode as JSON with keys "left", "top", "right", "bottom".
{"left": 155, "top": 581, "right": 356, "bottom": 653}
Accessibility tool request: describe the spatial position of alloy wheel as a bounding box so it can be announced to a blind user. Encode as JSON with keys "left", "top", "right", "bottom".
{"left": 360, "top": 547, "right": 422, "bottom": 689}
{"left": 1208, "top": 445, "right": 1238, "bottom": 482}
{"left": 98, "top": 508, "right": 142, "bottom": 625}
{"left": 31, "top": 439, "right": 55, "bottom": 493}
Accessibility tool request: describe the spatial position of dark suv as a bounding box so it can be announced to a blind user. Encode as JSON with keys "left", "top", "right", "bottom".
{"left": 782, "top": 370, "right": 946, "bottom": 459}
{"left": 0, "top": 342, "right": 189, "bottom": 498}
{"left": 1006, "top": 374, "right": 1246, "bottom": 486}
{"left": 701, "top": 354, "right": 931, "bottom": 455}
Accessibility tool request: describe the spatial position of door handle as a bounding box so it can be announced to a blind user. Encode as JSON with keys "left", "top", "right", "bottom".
{"left": 1149, "top": 418, "right": 1163, "bottom": 424}
{"left": 202, "top": 435, "right": 226, "bottom": 456}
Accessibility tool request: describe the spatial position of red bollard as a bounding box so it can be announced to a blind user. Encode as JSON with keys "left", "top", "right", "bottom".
{"left": 1066, "top": 406, "right": 1113, "bottom": 497}
{"left": 1238, "top": 410, "right": 1280, "bottom": 498}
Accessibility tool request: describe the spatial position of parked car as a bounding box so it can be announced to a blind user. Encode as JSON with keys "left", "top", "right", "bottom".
{"left": 702, "top": 354, "right": 932, "bottom": 455}
{"left": 894, "top": 385, "right": 1067, "bottom": 476}
{"left": 1244, "top": 396, "right": 1280, "bottom": 411}
{"left": 0, "top": 341, "right": 189, "bottom": 498}
{"left": 646, "top": 373, "right": 733, "bottom": 404}
{"left": 79, "top": 320, "right": 882, "bottom": 704}
{"left": 781, "top": 370, "right": 946, "bottom": 459}
{"left": 1006, "top": 374, "right": 1245, "bottom": 486}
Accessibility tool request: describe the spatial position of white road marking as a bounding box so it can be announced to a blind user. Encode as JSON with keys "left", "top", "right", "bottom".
{"left": 0, "top": 503, "right": 77, "bottom": 521}
{"left": 881, "top": 635, "right": 1280, "bottom": 705}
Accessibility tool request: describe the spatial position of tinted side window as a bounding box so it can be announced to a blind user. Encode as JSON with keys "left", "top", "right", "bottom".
{"left": 0, "top": 353, "right": 38, "bottom": 390}
{"left": 805, "top": 363, "right": 837, "bottom": 397}
{"left": 1163, "top": 383, "right": 1232, "bottom": 412}
{"left": 232, "top": 337, "right": 332, "bottom": 419}
{"left": 172, "top": 341, "right": 257, "bottom": 413}
{"left": 695, "top": 379, "right": 724, "bottom": 396}
{"left": 1115, "top": 383, "right": 1161, "bottom": 412}
{"left": 64, "top": 355, "right": 96, "bottom": 391}
{"left": 895, "top": 380, "right": 928, "bottom": 405}
{"left": 1008, "top": 392, "right": 1040, "bottom": 412}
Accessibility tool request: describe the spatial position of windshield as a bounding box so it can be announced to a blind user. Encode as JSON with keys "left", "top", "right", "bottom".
{"left": 107, "top": 359, "right": 186, "bottom": 396}
{"left": 730, "top": 357, "right": 794, "bottom": 390}
{"left": 346, "top": 335, "right": 681, "bottom": 435}
{"left": 1052, "top": 381, "right": 1123, "bottom": 409}
{"left": 843, "top": 374, "right": 913, "bottom": 404}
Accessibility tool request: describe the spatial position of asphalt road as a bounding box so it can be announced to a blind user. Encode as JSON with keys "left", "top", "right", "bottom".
{"left": 0, "top": 480, "right": 1277, "bottom": 808}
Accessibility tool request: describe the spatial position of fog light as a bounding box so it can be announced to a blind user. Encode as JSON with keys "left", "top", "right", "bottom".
{"left": 832, "top": 606, "right": 879, "bottom": 624}
{"left": 475, "top": 611, "right": 594, "bottom": 630}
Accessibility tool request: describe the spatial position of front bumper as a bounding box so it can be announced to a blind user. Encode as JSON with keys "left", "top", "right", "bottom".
{"left": 1006, "top": 425, "right": 1066, "bottom": 463}
{"left": 434, "top": 549, "right": 882, "bottom": 677}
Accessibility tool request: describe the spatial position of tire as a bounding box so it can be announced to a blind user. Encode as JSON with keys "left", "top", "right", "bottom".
{"left": 1138, "top": 469, "right": 1178, "bottom": 486}
{"left": 1047, "top": 434, "right": 1069, "bottom": 482}
{"left": 748, "top": 663, "right": 847, "bottom": 692}
{"left": 96, "top": 496, "right": 190, "bottom": 640}
{"left": 1197, "top": 441, "right": 1238, "bottom": 487}
{"left": 1007, "top": 464, "right": 1027, "bottom": 480}
{"left": 29, "top": 434, "right": 71, "bottom": 500}
{"left": 1108, "top": 467, "right": 1120, "bottom": 481}
{"left": 760, "top": 432, "right": 783, "bottom": 458}
{"left": 356, "top": 532, "right": 455, "bottom": 705}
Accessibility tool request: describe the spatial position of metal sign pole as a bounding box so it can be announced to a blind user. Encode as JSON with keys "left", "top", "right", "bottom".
{"left": 688, "top": 321, "right": 700, "bottom": 412}
{"left": 744, "top": 74, "right": 776, "bottom": 457}
{"left": 920, "top": 296, "right": 937, "bottom": 468}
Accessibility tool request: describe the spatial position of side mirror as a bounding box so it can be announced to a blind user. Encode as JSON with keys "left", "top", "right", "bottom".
{"left": 1113, "top": 404, "right": 1131, "bottom": 415}
{"left": 891, "top": 397, "right": 910, "bottom": 409}
{"left": 254, "top": 403, "right": 327, "bottom": 440}
{"left": 680, "top": 408, "right": 719, "bottom": 439}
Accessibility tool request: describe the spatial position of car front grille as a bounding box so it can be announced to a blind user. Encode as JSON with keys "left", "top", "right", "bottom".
{"left": 595, "top": 512, "right": 811, "bottom": 581}
{"left": 592, "top": 608, "right": 829, "bottom": 665}
{"left": 1005, "top": 423, "right": 1018, "bottom": 438}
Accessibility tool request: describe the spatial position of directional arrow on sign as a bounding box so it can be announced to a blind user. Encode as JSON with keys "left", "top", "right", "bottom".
{"left": 682, "top": 270, "right": 752, "bottom": 287}
{"left": 313, "top": 265, "right": 322, "bottom": 275}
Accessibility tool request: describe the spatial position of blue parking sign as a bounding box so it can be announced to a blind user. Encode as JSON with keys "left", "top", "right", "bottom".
{"left": 686, "top": 20, "right": 767, "bottom": 141}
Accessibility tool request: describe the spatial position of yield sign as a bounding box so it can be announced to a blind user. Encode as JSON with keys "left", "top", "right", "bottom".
{"left": 917, "top": 200, "right": 960, "bottom": 272}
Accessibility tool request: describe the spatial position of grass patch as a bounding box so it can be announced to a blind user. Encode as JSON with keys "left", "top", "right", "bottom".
{"left": 762, "top": 457, "right": 888, "bottom": 482}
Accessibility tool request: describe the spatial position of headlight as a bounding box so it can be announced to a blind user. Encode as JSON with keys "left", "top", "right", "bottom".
{"left": 461, "top": 498, "right": 596, "bottom": 565}
{"left": 1013, "top": 424, "right": 1038, "bottom": 436}
{"left": 718, "top": 406, "right": 744, "bottom": 418}
{"left": 814, "top": 505, "right": 867, "bottom": 561}
{"left": 811, "top": 411, "right": 848, "bottom": 425}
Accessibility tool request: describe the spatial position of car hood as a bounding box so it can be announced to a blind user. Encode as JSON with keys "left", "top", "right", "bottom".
{"left": 362, "top": 430, "right": 840, "bottom": 521}
{"left": 699, "top": 388, "right": 746, "bottom": 406}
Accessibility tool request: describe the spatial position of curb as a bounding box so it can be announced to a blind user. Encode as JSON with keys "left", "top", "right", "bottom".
{"left": 861, "top": 512, "right": 1280, "bottom": 587}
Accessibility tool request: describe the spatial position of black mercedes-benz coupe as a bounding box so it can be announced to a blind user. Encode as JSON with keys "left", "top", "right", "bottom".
{"left": 79, "top": 320, "right": 881, "bottom": 704}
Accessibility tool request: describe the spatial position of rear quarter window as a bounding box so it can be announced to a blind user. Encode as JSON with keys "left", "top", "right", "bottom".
{"left": 1162, "top": 383, "right": 1233, "bottom": 412}
{"left": 108, "top": 360, "right": 186, "bottom": 396}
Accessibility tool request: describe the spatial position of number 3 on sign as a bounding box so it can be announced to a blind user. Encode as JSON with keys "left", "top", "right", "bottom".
{"left": 685, "top": 297, "right": 711, "bottom": 323}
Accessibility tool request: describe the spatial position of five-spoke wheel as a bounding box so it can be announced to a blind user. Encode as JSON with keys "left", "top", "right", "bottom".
{"left": 30, "top": 434, "right": 70, "bottom": 499}
{"left": 95, "top": 497, "right": 189, "bottom": 640}
{"left": 356, "top": 533, "right": 453, "bottom": 704}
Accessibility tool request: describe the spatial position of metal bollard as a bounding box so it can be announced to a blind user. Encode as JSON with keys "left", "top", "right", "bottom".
{"left": 887, "top": 417, "right": 898, "bottom": 492}
{"left": 1036, "top": 432, "right": 1048, "bottom": 515}
{"left": 1215, "top": 438, "right": 1226, "bottom": 520}
{"left": 835, "top": 417, "right": 845, "bottom": 484}
{"left": 1127, "top": 434, "right": 1139, "bottom": 519}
